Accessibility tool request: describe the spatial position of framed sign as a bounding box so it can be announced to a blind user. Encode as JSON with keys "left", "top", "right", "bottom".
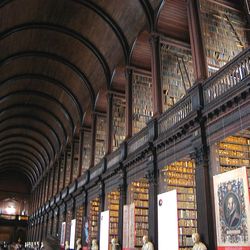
{"left": 158, "top": 190, "right": 179, "bottom": 250}
{"left": 70, "top": 219, "right": 76, "bottom": 250}
{"left": 213, "top": 167, "right": 250, "bottom": 249}
{"left": 123, "top": 203, "right": 135, "bottom": 250}
{"left": 100, "top": 210, "right": 110, "bottom": 250}
{"left": 60, "top": 222, "right": 66, "bottom": 247}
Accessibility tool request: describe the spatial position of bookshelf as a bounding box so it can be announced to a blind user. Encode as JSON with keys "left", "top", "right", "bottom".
{"left": 216, "top": 134, "right": 250, "bottom": 182}
{"left": 95, "top": 116, "right": 107, "bottom": 165}
{"left": 76, "top": 206, "right": 84, "bottom": 240}
{"left": 128, "top": 179, "right": 149, "bottom": 249}
{"left": 132, "top": 73, "right": 153, "bottom": 135}
{"left": 160, "top": 44, "right": 194, "bottom": 112}
{"left": 81, "top": 130, "right": 91, "bottom": 173}
{"left": 59, "top": 157, "right": 65, "bottom": 191}
{"left": 52, "top": 214, "right": 57, "bottom": 237}
{"left": 159, "top": 160, "right": 197, "bottom": 250}
{"left": 199, "top": 0, "right": 248, "bottom": 76}
{"left": 65, "top": 150, "right": 71, "bottom": 186}
{"left": 105, "top": 191, "right": 120, "bottom": 249}
{"left": 53, "top": 164, "right": 59, "bottom": 196}
{"left": 65, "top": 210, "right": 72, "bottom": 242}
{"left": 89, "top": 198, "right": 100, "bottom": 243}
{"left": 72, "top": 141, "right": 79, "bottom": 181}
{"left": 112, "top": 96, "right": 126, "bottom": 151}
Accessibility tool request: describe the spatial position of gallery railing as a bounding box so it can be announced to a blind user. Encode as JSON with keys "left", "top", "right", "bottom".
{"left": 158, "top": 94, "right": 193, "bottom": 135}
{"left": 127, "top": 126, "right": 149, "bottom": 155}
{"left": 203, "top": 48, "right": 250, "bottom": 105}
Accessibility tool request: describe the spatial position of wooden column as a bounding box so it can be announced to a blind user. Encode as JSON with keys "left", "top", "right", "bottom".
{"left": 78, "top": 129, "right": 84, "bottom": 177}
{"left": 90, "top": 113, "right": 97, "bottom": 167}
{"left": 56, "top": 158, "right": 61, "bottom": 193}
{"left": 47, "top": 170, "right": 51, "bottom": 201}
{"left": 39, "top": 216, "right": 44, "bottom": 243}
{"left": 117, "top": 168, "right": 127, "bottom": 247}
{"left": 42, "top": 178, "right": 46, "bottom": 205}
{"left": 150, "top": 34, "right": 163, "bottom": 117}
{"left": 98, "top": 182, "right": 105, "bottom": 244}
{"left": 69, "top": 141, "right": 75, "bottom": 183}
{"left": 63, "top": 151, "right": 68, "bottom": 188}
{"left": 187, "top": 0, "right": 208, "bottom": 81}
{"left": 106, "top": 93, "right": 113, "bottom": 154}
{"left": 193, "top": 144, "right": 215, "bottom": 249}
{"left": 125, "top": 69, "right": 133, "bottom": 138}
{"left": 146, "top": 149, "right": 158, "bottom": 248}
{"left": 51, "top": 163, "right": 56, "bottom": 196}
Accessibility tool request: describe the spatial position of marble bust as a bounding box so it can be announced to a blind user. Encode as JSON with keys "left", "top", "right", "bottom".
{"left": 142, "top": 235, "right": 154, "bottom": 250}
{"left": 91, "top": 239, "right": 98, "bottom": 250}
{"left": 111, "top": 238, "right": 119, "bottom": 250}
{"left": 76, "top": 238, "right": 82, "bottom": 250}
{"left": 192, "top": 233, "right": 207, "bottom": 250}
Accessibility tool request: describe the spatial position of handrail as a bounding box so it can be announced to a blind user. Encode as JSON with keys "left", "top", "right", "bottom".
{"left": 203, "top": 48, "right": 250, "bottom": 105}
{"left": 127, "top": 126, "right": 148, "bottom": 155}
{"left": 158, "top": 94, "right": 192, "bottom": 135}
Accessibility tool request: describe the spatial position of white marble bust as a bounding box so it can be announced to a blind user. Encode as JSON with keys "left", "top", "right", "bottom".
{"left": 141, "top": 235, "right": 154, "bottom": 250}
{"left": 76, "top": 238, "right": 82, "bottom": 250}
{"left": 91, "top": 239, "right": 99, "bottom": 250}
{"left": 111, "top": 238, "right": 119, "bottom": 250}
{"left": 192, "top": 233, "right": 207, "bottom": 250}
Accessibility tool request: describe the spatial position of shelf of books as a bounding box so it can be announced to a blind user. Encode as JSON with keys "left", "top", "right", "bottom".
{"left": 159, "top": 159, "right": 197, "bottom": 250}
{"left": 160, "top": 44, "right": 194, "bottom": 112}
{"left": 65, "top": 210, "right": 72, "bottom": 242}
{"left": 216, "top": 132, "right": 250, "bottom": 183}
{"left": 66, "top": 150, "right": 72, "bottom": 186}
{"left": 76, "top": 205, "right": 84, "bottom": 240}
{"left": 112, "top": 96, "right": 126, "bottom": 151}
{"left": 95, "top": 116, "right": 107, "bottom": 165}
{"left": 132, "top": 72, "right": 153, "bottom": 135}
{"left": 199, "top": 0, "right": 248, "bottom": 76}
{"left": 72, "top": 140, "right": 79, "bottom": 181}
{"left": 89, "top": 198, "right": 100, "bottom": 244}
{"left": 58, "top": 156, "right": 65, "bottom": 191}
{"left": 81, "top": 130, "right": 91, "bottom": 174}
{"left": 128, "top": 179, "right": 149, "bottom": 249}
{"left": 52, "top": 214, "right": 58, "bottom": 237}
{"left": 105, "top": 190, "right": 120, "bottom": 249}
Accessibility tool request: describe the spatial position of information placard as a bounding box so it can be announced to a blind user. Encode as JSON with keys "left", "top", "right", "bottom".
{"left": 158, "top": 190, "right": 178, "bottom": 250}
{"left": 100, "top": 210, "right": 110, "bottom": 250}
{"left": 60, "top": 222, "right": 66, "bottom": 247}
{"left": 69, "top": 219, "right": 76, "bottom": 250}
{"left": 122, "top": 203, "right": 135, "bottom": 250}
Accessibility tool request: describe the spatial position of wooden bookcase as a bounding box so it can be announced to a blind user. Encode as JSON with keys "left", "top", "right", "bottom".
{"left": 105, "top": 190, "right": 120, "bottom": 249}
{"left": 89, "top": 198, "right": 100, "bottom": 243}
{"left": 112, "top": 96, "right": 126, "bottom": 151}
{"left": 159, "top": 159, "right": 197, "bottom": 249}
{"left": 95, "top": 116, "right": 107, "bottom": 165}
{"left": 216, "top": 133, "right": 250, "bottom": 182}
{"left": 199, "top": 0, "right": 248, "bottom": 76}
{"left": 81, "top": 130, "right": 91, "bottom": 173}
{"left": 76, "top": 205, "right": 84, "bottom": 240}
{"left": 132, "top": 73, "right": 153, "bottom": 135}
{"left": 160, "top": 44, "right": 194, "bottom": 112}
{"left": 65, "top": 210, "right": 72, "bottom": 242}
{"left": 128, "top": 179, "right": 149, "bottom": 249}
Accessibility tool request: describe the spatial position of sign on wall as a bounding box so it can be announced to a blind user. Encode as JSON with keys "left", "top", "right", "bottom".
{"left": 158, "top": 190, "right": 179, "bottom": 250}
{"left": 213, "top": 167, "right": 250, "bottom": 250}
{"left": 69, "top": 219, "right": 76, "bottom": 250}
{"left": 60, "top": 222, "right": 66, "bottom": 247}
{"left": 123, "top": 203, "right": 135, "bottom": 250}
{"left": 100, "top": 210, "right": 110, "bottom": 250}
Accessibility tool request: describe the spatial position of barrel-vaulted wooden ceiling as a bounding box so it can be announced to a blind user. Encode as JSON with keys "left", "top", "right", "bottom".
{"left": 4, "top": 0, "right": 239, "bottom": 187}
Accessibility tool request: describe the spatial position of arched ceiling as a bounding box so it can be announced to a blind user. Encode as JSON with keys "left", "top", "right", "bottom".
{"left": 0, "top": 0, "right": 162, "bottom": 187}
